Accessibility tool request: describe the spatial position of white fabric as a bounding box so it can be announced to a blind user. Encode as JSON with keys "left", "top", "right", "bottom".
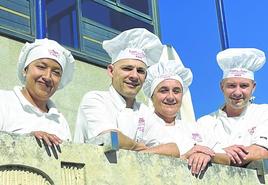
{"left": 217, "top": 48, "right": 266, "bottom": 80}
{"left": 0, "top": 86, "right": 71, "bottom": 141}
{"left": 18, "top": 38, "right": 75, "bottom": 89}
{"left": 180, "top": 90, "right": 196, "bottom": 122}
{"left": 115, "top": 48, "right": 147, "bottom": 65}
{"left": 74, "top": 86, "right": 172, "bottom": 145}
{"left": 149, "top": 113, "right": 202, "bottom": 155}
{"left": 197, "top": 104, "right": 268, "bottom": 153}
{"left": 143, "top": 45, "right": 193, "bottom": 98}
{"left": 102, "top": 28, "right": 163, "bottom": 66}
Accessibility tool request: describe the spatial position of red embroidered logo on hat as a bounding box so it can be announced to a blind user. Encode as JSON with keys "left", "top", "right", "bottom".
{"left": 129, "top": 49, "right": 145, "bottom": 59}
{"left": 229, "top": 69, "right": 248, "bottom": 77}
{"left": 48, "top": 49, "right": 60, "bottom": 58}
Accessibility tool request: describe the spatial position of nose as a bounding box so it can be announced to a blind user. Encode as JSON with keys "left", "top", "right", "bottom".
{"left": 42, "top": 69, "right": 52, "bottom": 82}
{"left": 166, "top": 91, "right": 176, "bottom": 103}
{"left": 129, "top": 69, "right": 139, "bottom": 81}
{"left": 232, "top": 87, "right": 243, "bottom": 98}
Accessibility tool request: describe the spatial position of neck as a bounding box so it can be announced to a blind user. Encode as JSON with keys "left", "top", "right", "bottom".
{"left": 125, "top": 97, "right": 135, "bottom": 108}
{"left": 155, "top": 112, "right": 175, "bottom": 125}
{"left": 223, "top": 105, "right": 244, "bottom": 117}
{"left": 21, "top": 88, "right": 48, "bottom": 112}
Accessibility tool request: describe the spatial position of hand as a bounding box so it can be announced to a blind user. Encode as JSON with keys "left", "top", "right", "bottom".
{"left": 223, "top": 145, "right": 249, "bottom": 165}
{"left": 183, "top": 145, "right": 215, "bottom": 159}
{"left": 188, "top": 152, "right": 211, "bottom": 175}
{"left": 32, "top": 131, "right": 62, "bottom": 146}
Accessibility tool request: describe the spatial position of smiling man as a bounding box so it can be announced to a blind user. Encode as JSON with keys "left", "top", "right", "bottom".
{"left": 197, "top": 48, "right": 268, "bottom": 167}
{"left": 74, "top": 28, "right": 179, "bottom": 157}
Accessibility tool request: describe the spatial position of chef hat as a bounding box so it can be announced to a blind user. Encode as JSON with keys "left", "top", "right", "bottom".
{"left": 217, "top": 48, "right": 266, "bottom": 80}
{"left": 143, "top": 45, "right": 193, "bottom": 98}
{"left": 17, "top": 38, "right": 75, "bottom": 89}
{"left": 102, "top": 28, "right": 163, "bottom": 66}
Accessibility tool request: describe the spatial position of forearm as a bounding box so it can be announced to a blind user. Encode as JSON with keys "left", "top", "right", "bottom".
{"left": 212, "top": 153, "right": 231, "bottom": 165}
{"left": 245, "top": 145, "right": 268, "bottom": 162}
{"left": 142, "top": 143, "right": 180, "bottom": 158}
{"left": 117, "top": 130, "right": 147, "bottom": 151}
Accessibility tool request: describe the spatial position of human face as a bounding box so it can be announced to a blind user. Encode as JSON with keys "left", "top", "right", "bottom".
{"left": 152, "top": 79, "right": 183, "bottom": 123}
{"left": 221, "top": 77, "right": 256, "bottom": 111}
{"left": 108, "top": 59, "right": 147, "bottom": 100}
{"left": 23, "top": 58, "right": 62, "bottom": 103}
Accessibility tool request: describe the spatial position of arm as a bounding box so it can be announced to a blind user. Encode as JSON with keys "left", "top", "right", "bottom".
{"left": 111, "top": 130, "right": 180, "bottom": 157}
{"left": 74, "top": 91, "right": 118, "bottom": 143}
{"left": 116, "top": 130, "right": 148, "bottom": 151}
{"left": 211, "top": 153, "right": 231, "bottom": 165}
{"left": 141, "top": 143, "right": 180, "bottom": 158}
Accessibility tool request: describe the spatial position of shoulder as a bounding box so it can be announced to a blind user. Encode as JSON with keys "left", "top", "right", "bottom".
{"left": 196, "top": 110, "right": 219, "bottom": 128}
{"left": 80, "top": 90, "right": 110, "bottom": 104}
{"left": 247, "top": 103, "right": 268, "bottom": 115}
{"left": 249, "top": 103, "right": 268, "bottom": 110}
{"left": 0, "top": 89, "right": 15, "bottom": 102}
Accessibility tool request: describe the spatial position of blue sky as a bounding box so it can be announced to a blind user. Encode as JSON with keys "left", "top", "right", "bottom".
{"left": 158, "top": 0, "right": 268, "bottom": 119}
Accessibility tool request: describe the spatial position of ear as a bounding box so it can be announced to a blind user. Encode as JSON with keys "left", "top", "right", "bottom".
{"left": 220, "top": 80, "right": 224, "bottom": 92}
{"left": 23, "top": 67, "right": 28, "bottom": 77}
{"left": 252, "top": 81, "right": 256, "bottom": 94}
{"left": 107, "top": 64, "right": 114, "bottom": 78}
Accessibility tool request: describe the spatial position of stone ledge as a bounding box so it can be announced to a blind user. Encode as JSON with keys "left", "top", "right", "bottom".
{"left": 0, "top": 131, "right": 265, "bottom": 185}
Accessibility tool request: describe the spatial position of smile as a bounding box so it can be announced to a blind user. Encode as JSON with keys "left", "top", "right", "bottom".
{"left": 125, "top": 81, "right": 139, "bottom": 87}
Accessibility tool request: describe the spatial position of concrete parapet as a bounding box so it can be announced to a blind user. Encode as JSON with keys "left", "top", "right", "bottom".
{"left": 0, "top": 131, "right": 266, "bottom": 185}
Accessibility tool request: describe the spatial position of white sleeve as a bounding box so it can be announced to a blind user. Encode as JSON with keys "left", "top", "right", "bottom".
{"left": 197, "top": 115, "right": 226, "bottom": 153}
{"left": 251, "top": 106, "right": 268, "bottom": 149}
{"left": 74, "top": 92, "right": 118, "bottom": 143}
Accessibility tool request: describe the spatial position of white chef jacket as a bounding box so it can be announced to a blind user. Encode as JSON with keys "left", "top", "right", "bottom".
{"left": 197, "top": 103, "right": 268, "bottom": 153}
{"left": 149, "top": 113, "right": 203, "bottom": 155}
{"left": 74, "top": 86, "right": 173, "bottom": 145}
{"left": 0, "top": 86, "right": 72, "bottom": 141}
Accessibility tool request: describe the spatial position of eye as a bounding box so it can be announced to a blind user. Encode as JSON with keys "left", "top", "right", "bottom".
{"left": 137, "top": 68, "right": 146, "bottom": 74}
{"left": 227, "top": 84, "right": 236, "bottom": 88}
{"left": 121, "top": 66, "right": 133, "bottom": 71}
{"left": 240, "top": 84, "right": 249, "bottom": 89}
{"left": 52, "top": 70, "right": 62, "bottom": 77}
{"left": 173, "top": 88, "right": 182, "bottom": 94}
{"left": 36, "top": 64, "right": 46, "bottom": 69}
{"left": 158, "top": 88, "right": 169, "bottom": 94}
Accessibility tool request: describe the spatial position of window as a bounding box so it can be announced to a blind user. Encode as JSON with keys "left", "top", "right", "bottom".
{"left": 46, "top": 0, "right": 79, "bottom": 48}
{"left": 119, "top": 0, "right": 152, "bottom": 16}
{"left": 0, "top": 0, "right": 159, "bottom": 66}
{"left": 81, "top": 0, "right": 153, "bottom": 32}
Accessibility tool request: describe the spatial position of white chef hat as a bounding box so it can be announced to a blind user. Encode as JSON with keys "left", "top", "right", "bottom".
{"left": 143, "top": 45, "right": 193, "bottom": 98}
{"left": 17, "top": 38, "right": 75, "bottom": 89}
{"left": 217, "top": 48, "right": 266, "bottom": 80}
{"left": 102, "top": 28, "right": 163, "bottom": 66}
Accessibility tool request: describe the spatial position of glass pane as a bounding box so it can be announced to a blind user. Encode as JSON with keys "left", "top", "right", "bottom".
{"left": 81, "top": 0, "right": 154, "bottom": 32}
{"left": 119, "top": 0, "right": 151, "bottom": 16}
{"left": 46, "top": 0, "right": 79, "bottom": 48}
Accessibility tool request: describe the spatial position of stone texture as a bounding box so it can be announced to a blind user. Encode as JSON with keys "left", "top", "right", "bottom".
{"left": 0, "top": 132, "right": 264, "bottom": 185}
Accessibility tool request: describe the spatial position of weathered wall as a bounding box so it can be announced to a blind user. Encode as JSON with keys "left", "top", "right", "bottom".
{"left": 0, "top": 132, "right": 264, "bottom": 185}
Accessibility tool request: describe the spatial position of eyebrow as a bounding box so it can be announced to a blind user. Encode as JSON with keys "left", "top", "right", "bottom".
{"left": 37, "top": 61, "right": 62, "bottom": 71}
